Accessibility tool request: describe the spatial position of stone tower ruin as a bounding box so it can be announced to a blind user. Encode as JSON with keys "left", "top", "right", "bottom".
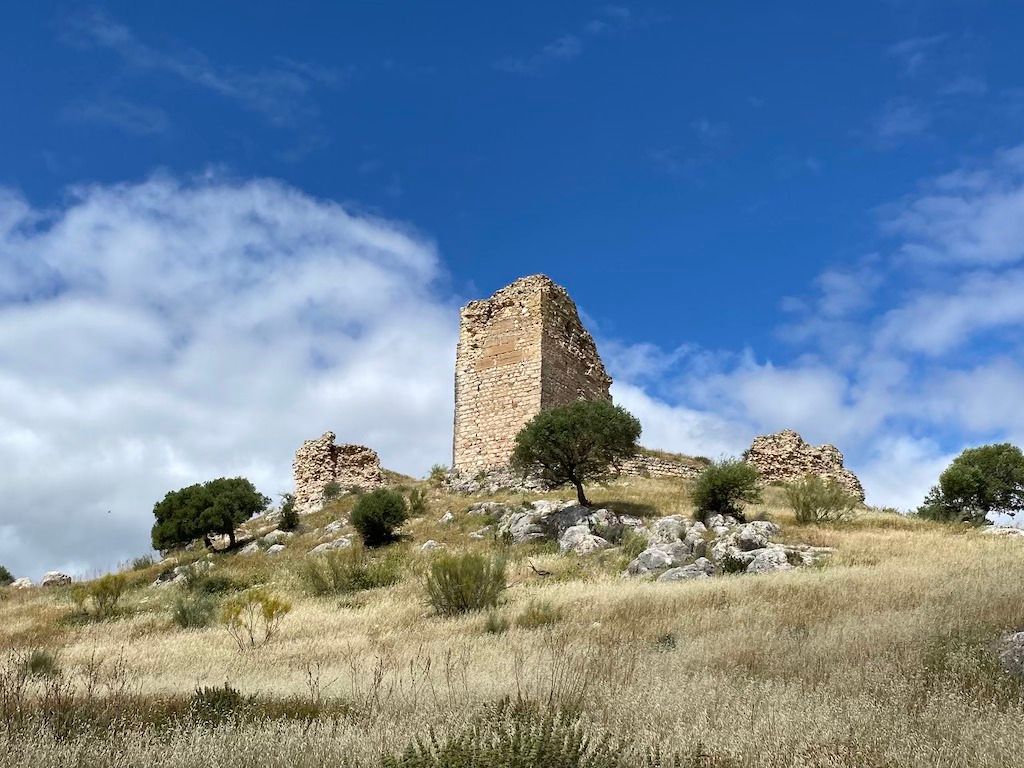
{"left": 452, "top": 275, "right": 612, "bottom": 473}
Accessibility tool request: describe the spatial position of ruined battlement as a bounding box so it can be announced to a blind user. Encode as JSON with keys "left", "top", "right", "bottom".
{"left": 453, "top": 275, "right": 612, "bottom": 473}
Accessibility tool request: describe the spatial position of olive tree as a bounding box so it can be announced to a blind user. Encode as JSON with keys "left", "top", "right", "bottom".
{"left": 151, "top": 477, "right": 269, "bottom": 551}
{"left": 917, "top": 443, "right": 1024, "bottom": 524}
{"left": 511, "top": 400, "right": 641, "bottom": 507}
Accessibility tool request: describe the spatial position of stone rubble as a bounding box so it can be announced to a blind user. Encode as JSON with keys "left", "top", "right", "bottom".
{"left": 40, "top": 571, "right": 72, "bottom": 587}
{"left": 293, "top": 431, "right": 385, "bottom": 514}
{"left": 744, "top": 429, "right": 865, "bottom": 501}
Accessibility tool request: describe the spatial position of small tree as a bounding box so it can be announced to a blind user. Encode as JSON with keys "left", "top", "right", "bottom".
{"left": 511, "top": 400, "right": 642, "bottom": 506}
{"left": 278, "top": 493, "right": 299, "bottom": 532}
{"left": 351, "top": 489, "right": 409, "bottom": 546}
{"left": 691, "top": 458, "right": 762, "bottom": 521}
{"left": 221, "top": 588, "right": 291, "bottom": 651}
{"left": 917, "top": 443, "right": 1024, "bottom": 524}
{"left": 785, "top": 475, "right": 858, "bottom": 524}
{"left": 0, "top": 565, "right": 13, "bottom": 587}
{"left": 151, "top": 478, "right": 269, "bottom": 552}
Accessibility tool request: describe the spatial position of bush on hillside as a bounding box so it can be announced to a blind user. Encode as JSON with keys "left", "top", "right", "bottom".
{"left": 917, "top": 443, "right": 1024, "bottom": 524}
{"left": 323, "top": 482, "right": 343, "bottom": 502}
{"left": 511, "top": 400, "right": 642, "bottom": 506}
{"left": 515, "top": 600, "right": 562, "bottom": 629}
{"left": 151, "top": 477, "right": 269, "bottom": 552}
{"left": 428, "top": 464, "right": 448, "bottom": 487}
{"left": 0, "top": 565, "right": 12, "bottom": 587}
{"left": 425, "top": 552, "right": 506, "bottom": 616}
{"left": 278, "top": 493, "right": 300, "bottom": 532}
{"left": 220, "top": 588, "right": 291, "bottom": 652}
{"left": 408, "top": 487, "right": 429, "bottom": 517}
{"left": 71, "top": 574, "right": 128, "bottom": 621}
{"left": 301, "top": 546, "right": 404, "bottom": 596}
{"left": 785, "top": 475, "right": 858, "bottom": 524}
{"left": 172, "top": 593, "right": 218, "bottom": 629}
{"left": 691, "top": 458, "right": 762, "bottom": 521}
{"left": 351, "top": 489, "right": 409, "bottom": 546}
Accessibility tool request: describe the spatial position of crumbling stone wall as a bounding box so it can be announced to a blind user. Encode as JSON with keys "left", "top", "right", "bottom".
{"left": 453, "top": 275, "right": 612, "bottom": 473}
{"left": 744, "top": 429, "right": 865, "bottom": 501}
{"left": 293, "top": 431, "right": 385, "bottom": 513}
{"left": 617, "top": 453, "right": 704, "bottom": 481}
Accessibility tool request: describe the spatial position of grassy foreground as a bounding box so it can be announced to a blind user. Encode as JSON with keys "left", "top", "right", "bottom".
{"left": 2, "top": 477, "right": 1024, "bottom": 767}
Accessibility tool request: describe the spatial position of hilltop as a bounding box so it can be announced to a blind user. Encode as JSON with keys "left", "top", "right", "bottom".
{"left": 3, "top": 473, "right": 1024, "bottom": 768}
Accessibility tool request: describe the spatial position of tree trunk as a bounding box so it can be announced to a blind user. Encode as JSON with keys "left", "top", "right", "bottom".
{"left": 572, "top": 478, "right": 590, "bottom": 507}
{"left": 203, "top": 533, "right": 213, "bottom": 550}
{"left": 228, "top": 529, "right": 236, "bottom": 549}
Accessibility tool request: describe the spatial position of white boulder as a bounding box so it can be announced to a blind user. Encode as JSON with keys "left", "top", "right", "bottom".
{"left": 40, "top": 571, "right": 72, "bottom": 587}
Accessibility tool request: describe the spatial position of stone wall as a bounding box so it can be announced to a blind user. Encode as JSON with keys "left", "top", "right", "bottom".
{"left": 744, "top": 429, "right": 865, "bottom": 501}
{"left": 293, "top": 431, "right": 385, "bottom": 513}
{"left": 618, "top": 452, "right": 705, "bottom": 480}
{"left": 453, "top": 275, "right": 611, "bottom": 473}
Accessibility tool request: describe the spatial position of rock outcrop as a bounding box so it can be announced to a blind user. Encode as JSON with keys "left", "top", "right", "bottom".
{"left": 293, "top": 431, "right": 385, "bottom": 513}
{"left": 40, "top": 571, "right": 72, "bottom": 587}
{"left": 744, "top": 429, "right": 864, "bottom": 501}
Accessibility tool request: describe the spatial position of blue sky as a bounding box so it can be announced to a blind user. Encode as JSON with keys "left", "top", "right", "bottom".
{"left": 3, "top": 1, "right": 1024, "bottom": 577}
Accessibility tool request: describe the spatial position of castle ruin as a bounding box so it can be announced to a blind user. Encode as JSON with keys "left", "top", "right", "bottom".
{"left": 452, "top": 275, "right": 612, "bottom": 473}
{"left": 292, "top": 431, "right": 385, "bottom": 513}
{"left": 744, "top": 429, "right": 865, "bottom": 501}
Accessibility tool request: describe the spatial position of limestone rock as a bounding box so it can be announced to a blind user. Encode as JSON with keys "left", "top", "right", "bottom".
{"left": 999, "top": 631, "right": 1024, "bottom": 678}
{"left": 558, "top": 524, "right": 611, "bottom": 556}
{"left": 744, "top": 429, "right": 864, "bottom": 501}
{"left": 239, "top": 542, "right": 261, "bottom": 556}
{"left": 324, "top": 519, "right": 346, "bottom": 535}
{"left": 658, "top": 558, "right": 714, "bottom": 582}
{"left": 266, "top": 544, "right": 286, "bottom": 556}
{"left": 293, "top": 431, "right": 384, "bottom": 513}
{"left": 40, "top": 571, "right": 72, "bottom": 587}
{"left": 439, "top": 511, "right": 455, "bottom": 525}
{"left": 308, "top": 536, "right": 353, "bottom": 556}
{"left": 10, "top": 577, "right": 32, "bottom": 589}
{"left": 420, "top": 540, "right": 442, "bottom": 553}
{"left": 262, "top": 530, "right": 295, "bottom": 545}
{"left": 736, "top": 521, "right": 781, "bottom": 551}
{"left": 746, "top": 547, "right": 794, "bottom": 575}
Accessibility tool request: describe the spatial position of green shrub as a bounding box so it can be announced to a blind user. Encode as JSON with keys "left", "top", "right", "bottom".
{"left": 301, "top": 546, "right": 404, "bottom": 596}
{"left": 71, "top": 574, "right": 128, "bottom": 620}
{"left": 323, "top": 482, "right": 343, "bottom": 502}
{"left": 718, "top": 551, "right": 748, "bottom": 574}
{"left": 619, "top": 529, "right": 649, "bottom": 560}
{"left": 408, "top": 488, "right": 429, "bottom": 517}
{"left": 351, "top": 489, "right": 409, "bottom": 546}
{"left": 428, "top": 464, "right": 448, "bottom": 487}
{"left": 691, "top": 458, "right": 762, "bottom": 521}
{"left": 917, "top": 443, "right": 1024, "bottom": 523}
{"left": 0, "top": 564, "right": 12, "bottom": 586}
{"left": 484, "top": 611, "right": 509, "bottom": 635}
{"left": 425, "top": 552, "right": 507, "bottom": 616}
{"left": 190, "top": 683, "right": 252, "bottom": 723}
{"left": 172, "top": 593, "right": 218, "bottom": 629}
{"left": 220, "top": 588, "right": 291, "bottom": 651}
{"left": 785, "top": 475, "right": 858, "bottom": 524}
{"left": 278, "top": 493, "right": 300, "bottom": 532}
{"left": 515, "top": 600, "right": 562, "bottom": 629}
{"left": 129, "top": 555, "right": 155, "bottom": 571}
{"left": 21, "top": 648, "right": 60, "bottom": 678}
{"left": 183, "top": 566, "right": 239, "bottom": 595}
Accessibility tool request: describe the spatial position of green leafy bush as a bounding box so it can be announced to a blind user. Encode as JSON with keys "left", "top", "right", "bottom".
{"left": 691, "top": 458, "right": 762, "bottom": 521}
{"left": 172, "top": 593, "right": 218, "bottom": 629}
{"left": 351, "top": 489, "right": 409, "bottom": 546}
{"left": 408, "top": 488, "right": 429, "bottom": 517}
{"left": 917, "top": 443, "right": 1024, "bottom": 524}
{"left": 301, "top": 546, "right": 404, "bottom": 596}
{"left": 190, "top": 683, "right": 252, "bottom": 723}
{"left": 0, "top": 564, "right": 12, "bottom": 586}
{"left": 484, "top": 611, "right": 509, "bottom": 635}
{"left": 183, "top": 566, "right": 239, "bottom": 595}
{"left": 512, "top": 400, "right": 642, "bottom": 506}
{"left": 221, "top": 588, "right": 291, "bottom": 651}
{"left": 515, "top": 600, "right": 562, "bottom": 629}
{"left": 278, "top": 493, "right": 300, "bottom": 532}
{"left": 21, "top": 648, "right": 60, "bottom": 678}
{"left": 71, "top": 574, "right": 128, "bottom": 620}
{"left": 428, "top": 464, "right": 448, "bottom": 487}
{"left": 323, "top": 482, "right": 343, "bottom": 502}
{"left": 129, "top": 555, "right": 155, "bottom": 571}
{"left": 785, "top": 475, "right": 858, "bottom": 524}
{"left": 619, "top": 529, "right": 649, "bottom": 560}
{"left": 425, "top": 552, "right": 506, "bottom": 616}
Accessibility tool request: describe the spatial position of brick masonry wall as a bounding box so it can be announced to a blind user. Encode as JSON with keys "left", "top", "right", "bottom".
{"left": 453, "top": 275, "right": 611, "bottom": 473}
{"left": 618, "top": 453, "right": 704, "bottom": 480}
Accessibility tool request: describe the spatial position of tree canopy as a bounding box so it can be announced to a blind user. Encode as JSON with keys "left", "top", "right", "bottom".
{"left": 917, "top": 443, "right": 1024, "bottom": 524}
{"left": 151, "top": 477, "right": 269, "bottom": 551}
{"left": 511, "top": 399, "right": 641, "bottom": 506}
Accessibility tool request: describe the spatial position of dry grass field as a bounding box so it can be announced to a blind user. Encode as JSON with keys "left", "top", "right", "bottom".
{"left": 2, "top": 477, "right": 1024, "bottom": 767}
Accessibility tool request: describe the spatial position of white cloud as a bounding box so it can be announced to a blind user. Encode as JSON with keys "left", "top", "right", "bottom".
{"left": 0, "top": 175, "right": 458, "bottom": 580}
